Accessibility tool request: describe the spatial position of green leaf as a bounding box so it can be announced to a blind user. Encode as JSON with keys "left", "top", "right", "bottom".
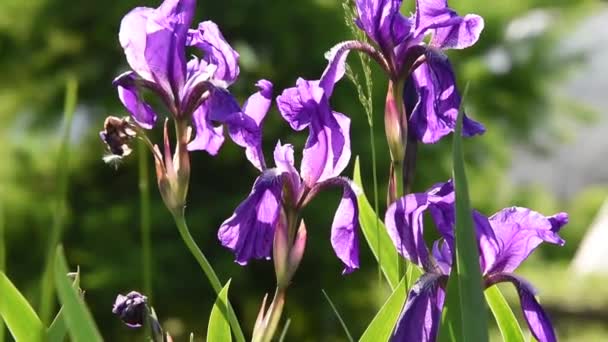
{"left": 47, "top": 270, "right": 81, "bottom": 342}
{"left": 0, "top": 272, "right": 44, "bottom": 341}
{"left": 54, "top": 246, "right": 102, "bottom": 342}
{"left": 0, "top": 200, "right": 5, "bottom": 342}
{"left": 40, "top": 77, "right": 78, "bottom": 324}
{"left": 359, "top": 277, "right": 406, "bottom": 342}
{"left": 322, "top": 289, "right": 354, "bottom": 342}
{"left": 278, "top": 318, "right": 291, "bottom": 342}
{"left": 439, "top": 86, "right": 488, "bottom": 341}
{"left": 353, "top": 157, "right": 400, "bottom": 290}
{"left": 207, "top": 279, "right": 232, "bottom": 342}
{"left": 485, "top": 286, "right": 525, "bottom": 342}
{"left": 47, "top": 308, "right": 68, "bottom": 342}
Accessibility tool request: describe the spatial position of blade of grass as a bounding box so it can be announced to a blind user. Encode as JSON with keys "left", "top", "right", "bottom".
{"left": 321, "top": 289, "right": 354, "bottom": 342}
{"left": 138, "top": 140, "right": 153, "bottom": 299}
{"left": 40, "top": 77, "right": 78, "bottom": 324}
{"left": 278, "top": 318, "right": 291, "bottom": 342}
{"left": 0, "top": 201, "right": 5, "bottom": 342}
{"left": 485, "top": 286, "right": 525, "bottom": 342}
{"left": 0, "top": 272, "right": 44, "bottom": 341}
{"left": 207, "top": 280, "right": 232, "bottom": 342}
{"left": 353, "top": 157, "right": 400, "bottom": 290}
{"left": 54, "top": 246, "right": 102, "bottom": 342}
{"left": 342, "top": 0, "right": 381, "bottom": 286}
{"left": 359, "top": 277, "right": 406, "bottom": 342}
{"left": 439, "top": 84, "right": 488, "bottom": 341}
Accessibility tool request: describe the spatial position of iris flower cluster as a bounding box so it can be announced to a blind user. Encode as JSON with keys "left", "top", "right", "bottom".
{"left": 104, "top": 0, "right": 567, "bottom": 341}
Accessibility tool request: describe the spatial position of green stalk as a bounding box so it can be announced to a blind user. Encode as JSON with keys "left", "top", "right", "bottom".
{"left": 367, "top": 118, "right": 382, "bottom": 285}
{"left": 138, "top": 140, "right": 153, "bottom": 299}
{"left": 0, "top": 201, "right": 5, "bottom": 342}
{"left": 171, "top": 211, "right": 245, "bottom": 342}
{"left": 40, "top": 77, "right": 78, "bottom": 324}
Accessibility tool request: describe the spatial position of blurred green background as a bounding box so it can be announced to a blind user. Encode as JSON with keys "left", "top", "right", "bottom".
{"left": 1, "top": 0, "right": 607, "bottom": 340}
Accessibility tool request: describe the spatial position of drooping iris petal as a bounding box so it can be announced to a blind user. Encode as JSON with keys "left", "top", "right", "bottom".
{"left": 238, "top": 80, "right": 274, "bottom": 171}
{"left": 187, "top": 21, "right": 240, "bottom": 85}
{"left": 319, "top": 41, "right": 357, "bottom": 98}
{"left": 548, "top": 212, "right": 568, "bottom": 233}
{"left": 119, "top": 0, "right": 194, "bottom": 99}
{"left": 277, "top": 79, "right": 351, "bottom": 186}
{"left": 484, "top": 207, "right": 566, "bottom": 275}
{"left": 473, "top": 209, "right": 500, "bottom": 274}
{"left": 113, "top": 72, "right": 158, "bottom": 129}
{"left": 431, "top": 239, "right": 451, "bottom": 274}
{"left": 188, "top": 86, "right": 241, "bottom": 154}
{"left": 276, "top": 78, "right": 318, "bottom": 131}
{"left": 301, "top": 109, "right": 351, "bottom": 186}
{"left": 487, "top": 273, "right": 557, "bottom": 342}
{"left": 187, "top": 103, "right": 225, "bottom": 155}
{"left": 218, "top": 170, "right": 283, "bottom": 265}
{"left": 355, "top": 0, "right": 411, "bottom": 54}
{"left": 408, "top": 49, "right": 485, "bottom": 143}
{"left": 385, "top": 193, "right": 432, "bottom": 269}
{"left": 390, "top": 273, "right": 444, "bottom": 342}
{"left": 119, "top": 7, "right": 155, "bottom": 83}
{"left": 322, "top": 177, "right": 360, "bottom": 274}
{"left": 414, "top": 0, "right": 484, "bottom": 50}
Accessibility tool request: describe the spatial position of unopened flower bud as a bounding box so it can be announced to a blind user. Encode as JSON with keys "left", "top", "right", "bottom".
{"left": 112, "top": 291, "right": 148, "bottom": 328}
{"left": 384, "top": 80, "right": 406, "bottom": 164}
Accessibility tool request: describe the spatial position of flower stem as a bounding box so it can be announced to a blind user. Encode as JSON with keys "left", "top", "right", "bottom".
{"left": 138, "top": 140, "right": 153, "bottom": 300}
{"left": 171, "top": 211, "right": 245, "bottom": 342}
{"left": 39, "top": 77, "right": 77, "bottom": 324}
{"left": 260, "top": 288, "right": 286, "bottom": 342}
{"left": 0, "top": 201, "right": 5, "bottom": 342}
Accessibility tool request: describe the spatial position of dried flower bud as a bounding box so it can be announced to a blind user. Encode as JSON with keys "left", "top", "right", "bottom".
{"left": 100, "top": 116, "right": 137, "bottom": 158}
{"left": 112, "top": 291, "right": 148, "bottom": 328}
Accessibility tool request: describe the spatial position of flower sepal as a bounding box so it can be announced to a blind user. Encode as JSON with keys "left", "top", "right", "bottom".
{"left": 154, "top": 118, "right": 192, "bottom": 215}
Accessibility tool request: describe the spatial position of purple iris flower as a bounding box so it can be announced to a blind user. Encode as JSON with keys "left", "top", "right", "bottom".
{"left": 114, "top": 0, "right": 271, "bottom": 167}
{"left": 322, "top": 0, "right": 485, "bottom": 143}
{"left": 219, "top": 141, "right": 360, "bottom": 274}
{"left": 219, "top": 74, "right": 360, "bottom": 274}
{"left": 385, "top": 180, "right": 568, "bottom": 342}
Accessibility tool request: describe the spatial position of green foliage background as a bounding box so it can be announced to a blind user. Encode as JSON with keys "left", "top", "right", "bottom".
{"left": 0, "top": 0, "right": 606, "bottom": 340}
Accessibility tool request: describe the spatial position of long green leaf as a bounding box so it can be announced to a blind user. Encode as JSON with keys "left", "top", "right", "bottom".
{"left": 40, "top": 77, "right": 78, "bottom": 324}
{"left": 0, "top": 201, "right": 5, "bottom": 342}
{"left": 359, "top": 277, "right": 406, "bottom": 342}
{"left": 353, "top": 157, "right": 400, "bottom": 290}
{"left": 485, "top": 286, "right": 525, "bottom": 342}
{"left": 440, "top": 87, "right": 488, "bottom": 341}
{"left": 207, "top": 280, "right": 232, "bottom": 342}
{"left": 322, "top": 289, "right": 354, "bottom": 342}
{"left": 0, "top": 272, "right": 44, "bottom": 341}
{"left": 54, "top": 246, "right": 102, "bottom": 342}
{"left": 47, "top": 308, "right": 68, "bottom": 342}
{"left": 47, "top": 270, "right": 81, "bottom": 342}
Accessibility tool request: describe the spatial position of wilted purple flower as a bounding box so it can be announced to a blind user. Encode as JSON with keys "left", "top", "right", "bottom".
{"left": 321, "top": 0, "right": 485, "bottom": 144}
{"left": 112, "top": 291, "right": 148, "bottom": 328}
{"left": 218, "top": 141, "right": 360, "bottom": 275}
{"left": 385, "top": 181, "right": 568, "bottom": 342}
{"left": 114, "top": 0, "right": 272, "bottom": 165}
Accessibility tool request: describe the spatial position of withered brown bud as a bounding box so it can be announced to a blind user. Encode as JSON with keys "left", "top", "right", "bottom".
{"left": 100, "top": 116, "right": 137, "bottom": 157}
